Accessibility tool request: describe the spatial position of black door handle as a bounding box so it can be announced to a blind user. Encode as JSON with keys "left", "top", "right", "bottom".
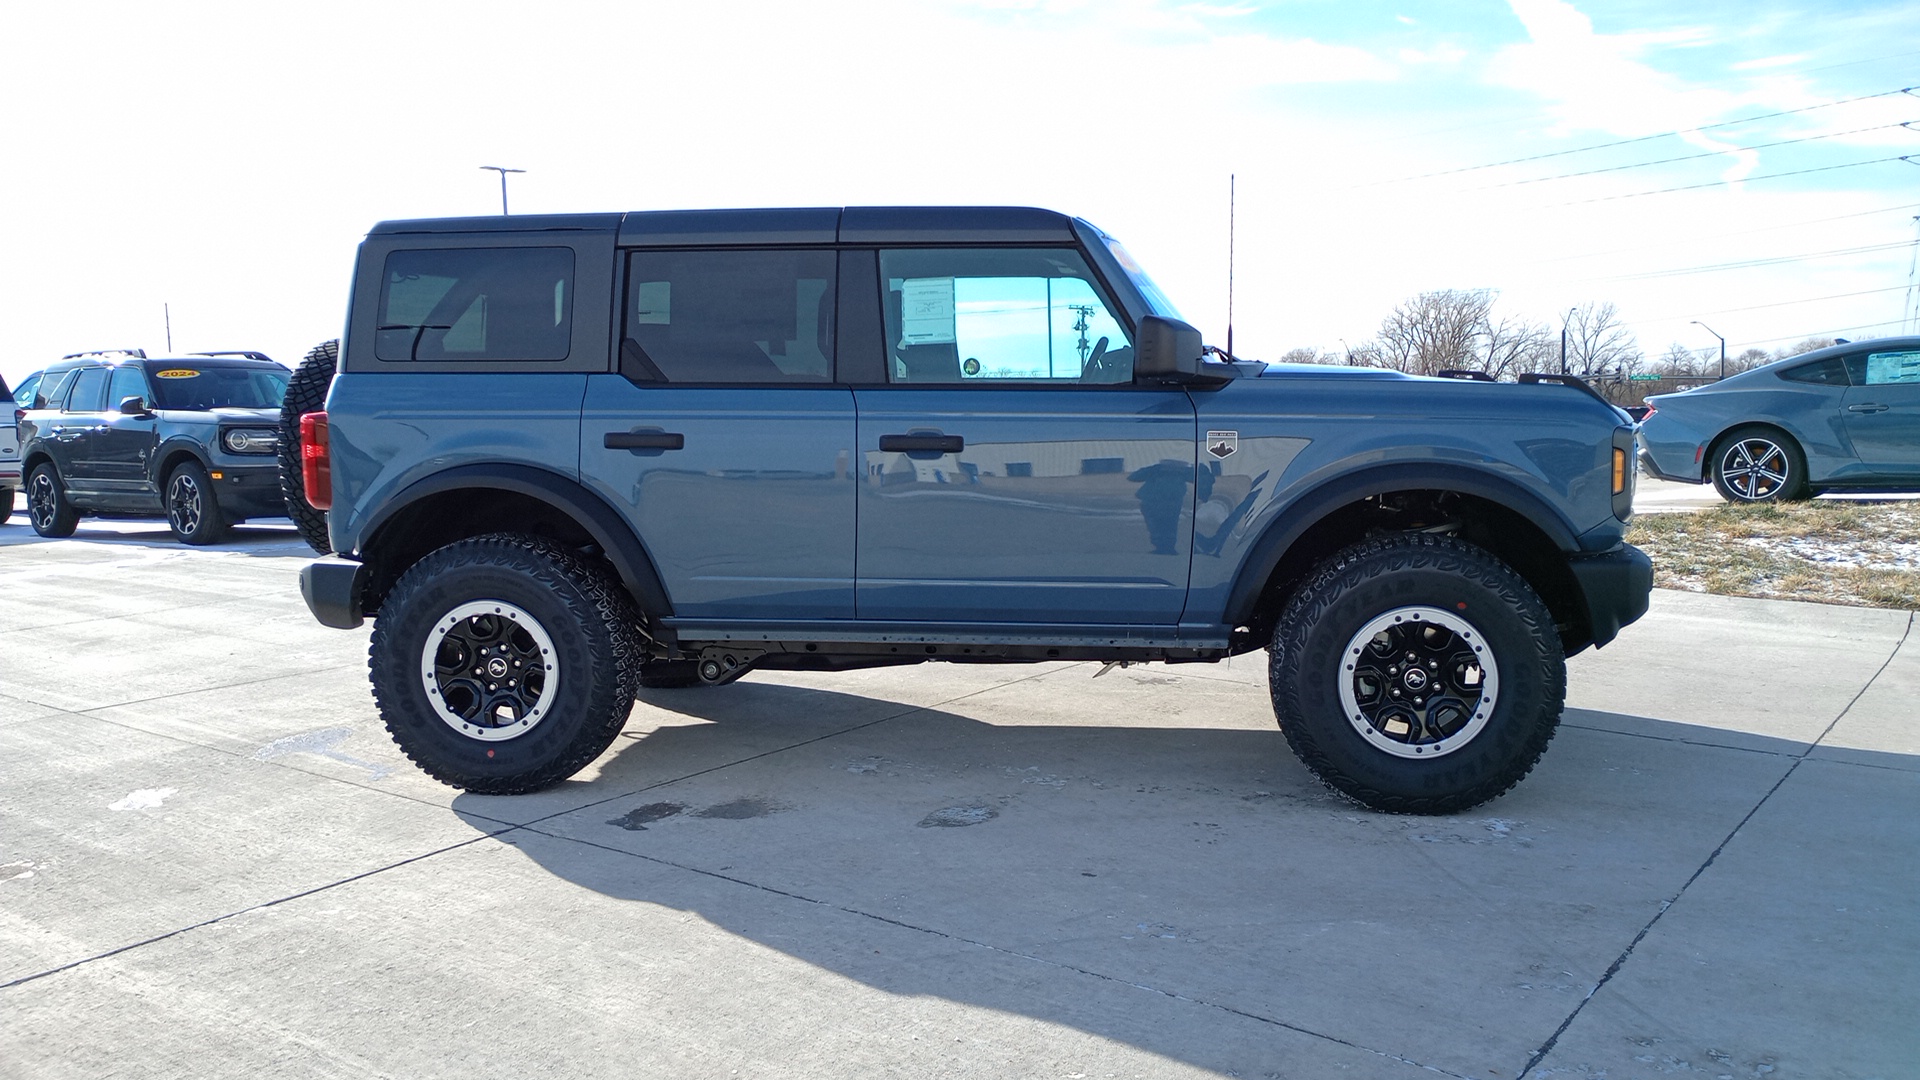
{"left": 879, "top": 433, "right": 964, "bottom": 454}
{"left": 1847, "top": 403, "right": 1890, "bottom": 414}
{"left": 604, "top": 430, "right": 685, "bottom": 451}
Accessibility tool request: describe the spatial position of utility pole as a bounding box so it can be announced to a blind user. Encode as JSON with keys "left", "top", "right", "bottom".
{"left": 164, "top": 303, "right": 173, "bottom": 352}
{"left": 1559, "top": 306, "right": 1577, "bottom": 375}
{"left": 1692, "top": 320, "right": 1726, "bottom": 380}
{"left": 479, "top": 166, "right": 525, "bottom": 215}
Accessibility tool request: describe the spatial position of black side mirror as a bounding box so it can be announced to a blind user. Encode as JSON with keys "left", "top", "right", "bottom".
{"left": 118, "top": 396, "right": 153, "bottom": 416}
{"left": 1134, "top": 315, "right": 1207, "bottom": 382}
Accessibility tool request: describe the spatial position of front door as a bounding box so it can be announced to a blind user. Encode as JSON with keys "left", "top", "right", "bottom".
{"left": 1842, "top": 346, "right": 1920, "bottom": 478}
{"left": 853, "top": 247, "right": 1197, "bottom": 625}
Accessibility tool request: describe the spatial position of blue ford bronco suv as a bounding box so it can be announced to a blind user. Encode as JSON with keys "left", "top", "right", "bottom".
{"left": 295, "top": 207, "right": 1650, "bottom": 814}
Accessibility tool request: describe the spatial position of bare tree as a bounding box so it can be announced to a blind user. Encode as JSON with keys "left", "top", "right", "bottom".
{"left": 1774, "top": 338, "right": 1836, "bottom": 362}
{"left": 1653, "top": 342, "right": 1710, "bottom": 378}
{"left": 1277, "top": 346, "right": 1341, "bottom": 365}
{"left": 1372, "top": 289, "right": 1496, "bottom": 376}
{"left": 1482, "top": 312, "right": 1555, "bottom": 379}
{"left": 1729, "top": 347, "right": 1771, "bottom": 375}
{"left": 1563, "top": 301, "right": 1642, "bottom": 381}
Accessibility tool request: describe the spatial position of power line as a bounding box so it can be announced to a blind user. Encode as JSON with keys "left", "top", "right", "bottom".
{"left": 1536, "top": 201, "right": 1920, "bottom": 264}
{"left": 1560, "top": 155, "right": 1917, "bottom": 206}
{"left": 1369, "top": 86, "right": 1917, "bottom": 186}
{"left": 1731, "top": 317, "right": 1915, "bottom": 351}
{"left": 1633, "top": 286, "right": 1910, "bottom": 328}
{"left": 1474, "top": 122, "right": 1917, "bottom": 191}
{"left": 1595, "top": 241, "right": 1915, "bottom": 282}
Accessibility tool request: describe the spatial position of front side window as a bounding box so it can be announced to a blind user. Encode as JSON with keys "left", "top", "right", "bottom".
{"left": 877, "top": 249, "right": 1132, "bottom": 384}
{"left": 620, "top": 249, "right": 834, "bottom": 383}
{"left": 107, "top": 365, "right": 150, "bottom": 410}
{"left": 1859, "top": 350, "right": 1920, "bottom": 386}
{"left": 376, "top": 247, "right": 574, "bottom": 362}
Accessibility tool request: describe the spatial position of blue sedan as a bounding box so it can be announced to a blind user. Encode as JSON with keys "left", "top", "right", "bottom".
{"left": 1639, "top": 335, "right": 1920, "bottom": 502}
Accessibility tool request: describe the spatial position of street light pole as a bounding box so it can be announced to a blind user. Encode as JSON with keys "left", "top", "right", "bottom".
{"left": 1692, "top": 320, "right": 1726, "bottom": 380}
{"left": 479, "top": 166, "right": 525, "bottom": 215}
{"left": 1559, "top": 306, "right": 1576, "bottom": 374}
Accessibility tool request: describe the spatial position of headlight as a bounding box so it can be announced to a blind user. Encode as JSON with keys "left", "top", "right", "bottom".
{"left": 221, "top": 427, "right": 278, "bottom": 454}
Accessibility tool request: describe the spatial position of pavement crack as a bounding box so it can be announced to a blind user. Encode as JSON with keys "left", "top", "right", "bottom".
{"left": 1518, "top": 611, "right": 1914, "bottom": 1078}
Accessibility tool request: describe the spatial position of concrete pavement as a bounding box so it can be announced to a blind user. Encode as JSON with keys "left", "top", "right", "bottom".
{"left": 1, "top": 513, "right": 1915, "bottom": 1079}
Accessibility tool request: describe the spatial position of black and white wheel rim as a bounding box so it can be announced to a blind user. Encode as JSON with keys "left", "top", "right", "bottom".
{"left": 168, "top": 473, "right": 204, "bottom": 534}
{"left": 28, "top": 473, "right": 57, "bottom": 529}
{"left": 1338, "top": 605, "right": 1499, "bottom": 759}
{"left": 419, "top": 600, "right": 559, "bottom": 741}
{"left": 1719, "top": 438, "right": 1789, "bottom": 501}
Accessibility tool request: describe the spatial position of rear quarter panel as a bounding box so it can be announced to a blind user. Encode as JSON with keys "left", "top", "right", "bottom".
{"left": 1642, "top": 381, "right": 1855, "bottom": 484}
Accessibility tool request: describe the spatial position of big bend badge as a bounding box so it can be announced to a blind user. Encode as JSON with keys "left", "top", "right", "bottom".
{"left": 1205, "top": 430, "right": 1238, "bottom": 461}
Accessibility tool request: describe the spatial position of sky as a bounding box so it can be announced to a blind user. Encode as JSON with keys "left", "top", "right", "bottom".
{"left": 1, "top": 0, "right": 1916, "bottom": 385}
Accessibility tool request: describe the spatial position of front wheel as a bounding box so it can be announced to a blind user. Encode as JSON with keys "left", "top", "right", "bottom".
{"left": 1709, "top": 425, "right": 1808, "bottom": 503}
{"left": 166, "top": 461, "right": 229, "bottom": 545}
{"left": 1269, "top": 533, "right": 1566, "bottom": 814}
{"left": 0, "top": 485, "right": 12, "bottom": 526}
{"left": 369, "top": 534, "right": 643, "bottom": 793}
{"left": 27, "top": 464, "right": 78, "bottom": 538}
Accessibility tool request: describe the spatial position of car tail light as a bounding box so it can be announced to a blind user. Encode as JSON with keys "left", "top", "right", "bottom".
{"left": 11, "top": 408, "right": 22, "bottom": 424}
{"left": 301, "top": 411, "right": 331, "bottom": 510}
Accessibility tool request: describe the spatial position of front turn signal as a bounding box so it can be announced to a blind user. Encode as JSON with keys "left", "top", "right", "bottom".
{"left": 1612, "top": 446, "right": 1627, "bottom": 495}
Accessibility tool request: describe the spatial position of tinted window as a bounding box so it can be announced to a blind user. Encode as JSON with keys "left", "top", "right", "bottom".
{"left": 621, "top": 249, "right": 834, "bottom": 384}
{"left": 1779, "top": 356, "right": 1850, "bottom": 385}
{"left": 877, "top": 248, "right": 1132, "bottom": 384}
{"left": 107, "top": 366, "right": 150, "bottom": 410}
{"left": 146, "top": 365, "right": 289, "bottom": 410}
{"left": 36, "top": 369, "right": 78, "bottom": 409}
{"left": 376, "top": 247, "right": 574, "bottom": 362}
{"left": 64, "top": 367, "right": 108, "bottom": 412}
{"left": 12, "top": 373, "right": 38, "bottom": 408}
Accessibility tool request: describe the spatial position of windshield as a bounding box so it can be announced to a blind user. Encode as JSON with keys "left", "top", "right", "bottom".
{"left": 146, "top": 365, "right": 289, "bottom": 410}
{"left": 1102, "top": 237, "right": 1186, "bottom": 321}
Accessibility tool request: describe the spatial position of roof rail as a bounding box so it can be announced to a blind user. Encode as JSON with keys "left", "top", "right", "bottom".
{"left": 61, "top": 348, "right": 147, "bottom": 360}
{"left": 1434, "top": 369, "right": 1495, "bottom": 382}
{"left": 191, "top": 350, "right": 276, "bottom": 362}
{"left": 1517, "top": 371, "right": 1612, "bottom": 405}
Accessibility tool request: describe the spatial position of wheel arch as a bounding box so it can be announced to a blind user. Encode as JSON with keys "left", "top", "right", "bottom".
{"left": 355, "top": 463, "right": 674, "bottom": 630}
{"left": 1224, "top": 464, "right": 1591, "bottom": 653}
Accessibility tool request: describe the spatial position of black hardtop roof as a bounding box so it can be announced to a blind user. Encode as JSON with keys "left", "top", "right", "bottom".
{"left": 368, "top": 206, "right": 1082, "bottom": 246}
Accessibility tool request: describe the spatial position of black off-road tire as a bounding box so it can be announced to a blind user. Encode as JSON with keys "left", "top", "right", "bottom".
{"left": 27, "top": 463, "right": 79, "bottom": 538}
{"left": 1269, "top": 533, "right": 1566, "bottom": 815}
{"left": 1708, "top": 424, "right": 1809, "bottom": 504}
{"left": 279, "top": 339, "right": 338, "bottom": 554}
{"left": 165, "top": 460, "right": 230, "bottom": 545}
{"left": 0, "top": 485, "right": 12, "bottom": 526}
{"left": 370, "top": 534, "right": 643, "bottom": 794}
{"left": 637, "top": 659, "right": 705, "bottom": 689}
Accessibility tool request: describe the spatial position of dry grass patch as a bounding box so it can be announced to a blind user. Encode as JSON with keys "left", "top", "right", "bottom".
{"left": 1626, "top": 500, "right": 1920, "bottom": 610}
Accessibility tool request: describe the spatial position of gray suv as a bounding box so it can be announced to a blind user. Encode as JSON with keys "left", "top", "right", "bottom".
{"left": 18, "top": 350, "right": 289, "bottom": 544}
{"left": 295, "top": 207, "right": 1651, "bottom": 813}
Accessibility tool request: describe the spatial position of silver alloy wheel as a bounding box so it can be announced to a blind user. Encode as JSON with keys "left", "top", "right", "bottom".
{"left": 28, "top": 472, "right": 57, "bottom": 529}
{"left": 418, "top": 600, "right": 559, "bottom": 741}
{"left": 1718, "top": 437, "right": 1790, "bottom": 501}
{"left": 167, "top": 471, "right": 205, "bottom": 534}
{"left": 1337, "top": 605, "right": 1500, "bottom": 759}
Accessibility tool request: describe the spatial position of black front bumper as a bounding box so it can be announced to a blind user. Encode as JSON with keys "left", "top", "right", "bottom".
{"left": 301, "top": 555, "right": 369, "bottom": 629}
{"left": 1568, "top": 543, "right": 1654, "bottom": 653}
{"left": 208, "top": 463, "right": 287, "bottom": 519}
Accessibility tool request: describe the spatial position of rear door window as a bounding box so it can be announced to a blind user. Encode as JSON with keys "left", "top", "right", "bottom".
{"left": 619, "top": 249, "right": 835, "bottom": 384}
{"left": 376, "top": 247, "right": 574, "bottom": 362}
{"left": 63, "top": 367, "right": 108, "bottom": 413}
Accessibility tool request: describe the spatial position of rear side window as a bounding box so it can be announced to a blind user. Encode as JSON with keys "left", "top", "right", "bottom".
{"left": 1779, "top": 357, "right": 1850, "bottom": 386}
{"left": 376, "top": 248, "right": 574, "bottom": 362}
{"left": 64, "top": 367, "right": 108, "bottom": 412}
{"left": 620, "top": 250, "right": 834, "bottom": 383}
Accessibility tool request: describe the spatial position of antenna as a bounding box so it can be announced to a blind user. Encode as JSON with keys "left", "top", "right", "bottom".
{"left": 1225, "top": 174, "right": 1236, "bottom": 362}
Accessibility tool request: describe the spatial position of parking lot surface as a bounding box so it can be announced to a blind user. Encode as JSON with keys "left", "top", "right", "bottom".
{"left": 2, "top": 510, "right": 1916, "bottom": 1079}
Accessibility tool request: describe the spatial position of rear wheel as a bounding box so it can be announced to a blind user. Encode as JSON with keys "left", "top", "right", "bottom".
{"left": 166, "top": 461, "right": 229, "bottom": 545}
{"left": 26, "top": 464, "right": 78, "bottom": 538}
{"left": 1709, "top": 425, "right": 1808, "bottom": 503}
{"left": 1269, "top": 533, "right": 1565, "bottom": 814}
{"left": 0, "top": 485, "right": 12, "bottom": 526}
{"left": 369, "top": 534, "right": 642, "bottom": 793}
{"left": 278, "top": 339, "right": 338, "bottom": 554}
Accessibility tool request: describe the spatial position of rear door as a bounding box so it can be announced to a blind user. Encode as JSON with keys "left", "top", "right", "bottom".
{"left": 579, "top": 247, "right": 856, "bottom": 619}
{"left": 51, "top": 365, "right": 111, "bottom": 495}
{"left": 851, "top": 247, "right": 1196, "bottom": 625}
{"left": 1841, "top": 347, "right": 1920, "bottom": 478}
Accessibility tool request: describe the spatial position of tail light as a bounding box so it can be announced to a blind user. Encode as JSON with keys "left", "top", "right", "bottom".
{"left": 300, "top": 411, "right": 332, "bottom": 510}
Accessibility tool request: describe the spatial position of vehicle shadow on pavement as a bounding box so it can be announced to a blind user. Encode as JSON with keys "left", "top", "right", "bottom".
{"left": 0, "top": 519, "right": 308, "bottom": 557}
{"left": 444, "top": 680, "right": 1910, "bottom": 1077}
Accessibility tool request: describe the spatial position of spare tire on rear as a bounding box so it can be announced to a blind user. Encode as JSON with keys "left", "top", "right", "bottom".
{"left": 279, "top": 339, "right": 338, "bottom": 554}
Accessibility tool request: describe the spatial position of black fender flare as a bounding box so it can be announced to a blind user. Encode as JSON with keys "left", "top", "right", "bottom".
{"left": 151, "top": 437, "right": 213, "bottom": 484}
{"left": 361, "top": 463, "right": 675, "bottom": 620}
{"left": 1221, "top": 462, "right": 1581, "bottom": 627}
